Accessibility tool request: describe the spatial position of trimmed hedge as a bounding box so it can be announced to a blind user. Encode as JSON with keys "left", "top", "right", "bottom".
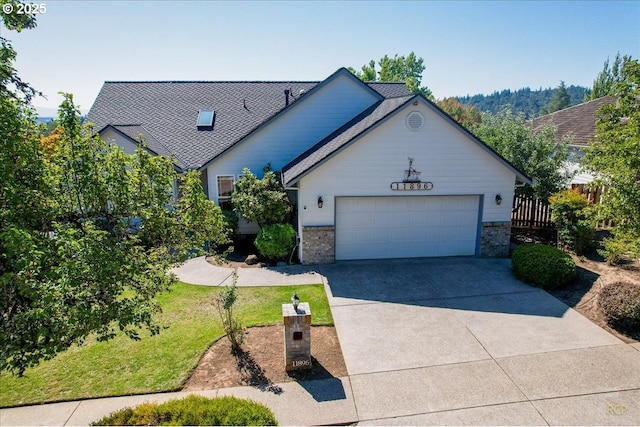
{"left": 92, "top": 395, "right": 278, "bottom": 426}
{"left": 254, "top": 223, "right": 296, "bottom": 261}
{"left": 511, "top": 244, "right": 576, "bottom": 289}
{"left": 599, "top": 281, "right": 640, "bottom": 332}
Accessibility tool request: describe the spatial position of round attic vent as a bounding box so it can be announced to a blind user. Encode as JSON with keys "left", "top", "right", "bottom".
{"left": 406, "top": 111, "right": 424, "bottom": 130}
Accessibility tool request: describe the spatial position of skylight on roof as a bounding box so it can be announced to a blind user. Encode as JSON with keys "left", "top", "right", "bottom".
{"left": 197, "top": 110, "right": 215, "bottom": 127}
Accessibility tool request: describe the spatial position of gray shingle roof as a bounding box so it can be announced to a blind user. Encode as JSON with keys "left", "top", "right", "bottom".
{"left": 87, "top": 76, "right": 410, "bottom": 171}
{"left": 368, "top": 82, "right": 414, "bottom": 98}
{"left": 530, "top": 96, "right": 615, "bottom": 146}
{"left": 282, "top": 95, "right": 415, "bottom": 185}
{"left": 106, "top": 124, "right": 185, "bottom": 167}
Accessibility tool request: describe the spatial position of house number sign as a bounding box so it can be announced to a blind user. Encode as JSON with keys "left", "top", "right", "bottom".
{"left": 390, "top": 181, "right": 434, "bottom": 191}
{"left": 390, "top": 157, "right": 434, "bottom": 191}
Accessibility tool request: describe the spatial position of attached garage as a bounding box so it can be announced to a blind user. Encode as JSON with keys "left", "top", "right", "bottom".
{"left": 335, "top": 196, "right": 481, "bottom": 260}
{"left": 282, "top": 92, "right": 532, "bottom": 264}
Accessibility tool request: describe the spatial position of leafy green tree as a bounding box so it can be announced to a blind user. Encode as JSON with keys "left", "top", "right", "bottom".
{"left": 541, "top": 81, "right": 571, "bottom": 115}
{"left": 176, "top": 170, "right": 231, "bottom": 254}
{"left": 583, "top": 59, "right": 640, "bottom": 262}
{"left": 470, "top": 107, "right": 572, "bottom": 199}
{"left": 2, "top": 91, "right": 230, "bottom": 375}
{"left": 348, "top": 52, "right": 434, "bottom": 99}
{"left": 232, "top": 167, "right": 292, "bottom": 228}
{"left": 1, "top": 13, "right": 230, "bottom": 374}
{"left": 590, "top": 53, "right": 632, "bottom": 100}
{"left": 436, "top": 97, "right": 481, "bottom": 128}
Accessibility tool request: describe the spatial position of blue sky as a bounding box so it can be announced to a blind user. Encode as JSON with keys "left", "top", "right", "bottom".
{"left": 3, "top": 0, "right": 639, "bottom": 115}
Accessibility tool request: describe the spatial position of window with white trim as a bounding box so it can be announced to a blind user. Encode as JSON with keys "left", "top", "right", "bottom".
{"left": 217, "top": 175, "right": 234, "bottom": 211}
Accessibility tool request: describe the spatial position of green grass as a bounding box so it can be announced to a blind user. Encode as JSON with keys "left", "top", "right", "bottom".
{"left": 0, "top": 282, "right": 331, "bottom": 408}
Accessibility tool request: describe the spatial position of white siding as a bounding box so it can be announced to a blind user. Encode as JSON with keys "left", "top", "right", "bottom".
{"left": 298, "top": 101, "right": 516, "bottom": 231}
{"left": 100, "top": 128, "right": 138, "bottom": 154}
{"left": 206, "top": 72, "right": 380, "bottom": 200}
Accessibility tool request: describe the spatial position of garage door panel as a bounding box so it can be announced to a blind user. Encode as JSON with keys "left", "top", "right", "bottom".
{"left": 336, "top": 196, "right": 479, "bottom": 260}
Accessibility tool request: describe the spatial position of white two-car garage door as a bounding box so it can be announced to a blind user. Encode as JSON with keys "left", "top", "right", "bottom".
{"left": 335, "top": 196, "right": 480, "bottom": 260}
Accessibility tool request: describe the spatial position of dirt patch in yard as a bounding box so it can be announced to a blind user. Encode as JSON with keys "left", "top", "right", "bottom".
{"left": 547, "top": 250, "right": 639, "bottom": 343}
{"left": 513, "top": 229, "right": 639, "bottom": 342}
{"left": 182, "top": 326, "right": 347, "bottom": 392}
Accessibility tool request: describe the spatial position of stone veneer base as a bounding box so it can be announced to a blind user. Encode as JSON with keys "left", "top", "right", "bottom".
{"left": 300, "top": 221, "right": 510, "bottom": 263}
{"left": 480, "top": 221, "right": 511, "bottom": 257}
{"left": 301, "top": 226, "right": 335, "bottom": 265}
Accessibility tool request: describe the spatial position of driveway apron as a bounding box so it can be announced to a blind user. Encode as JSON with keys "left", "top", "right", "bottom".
{"left": 317, "top": 257, "right": 640, "bottom": 425}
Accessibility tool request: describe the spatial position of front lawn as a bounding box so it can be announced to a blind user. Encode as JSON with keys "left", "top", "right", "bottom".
{"left": 0, "top": 282, "right": 331, "bottom": 408}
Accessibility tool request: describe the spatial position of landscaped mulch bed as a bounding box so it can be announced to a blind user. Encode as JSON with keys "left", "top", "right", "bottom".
{"left": 182, "top": 326, "right": 347, "bottom": 392}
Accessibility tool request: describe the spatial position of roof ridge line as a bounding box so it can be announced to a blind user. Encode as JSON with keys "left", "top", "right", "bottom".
{"left": 533, "top": 95, "right": 616, "bottom": 120}
{"left": 102, "top": 80, "right": 322, "bottom": 84}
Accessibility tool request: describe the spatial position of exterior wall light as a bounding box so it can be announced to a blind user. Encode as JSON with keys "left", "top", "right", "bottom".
{"left": 317, "top": 196, "right": 323, "bottom": 208}
{"left": 495, "top": 194, "right": 502, "bottom": 205}
{"left": 291, "top": 293, "right": 300, "bottom": 311}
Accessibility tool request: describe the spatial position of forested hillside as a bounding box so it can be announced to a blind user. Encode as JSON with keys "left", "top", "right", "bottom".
{"left": 456, "top": 85, "right": 590, "bottom": 118}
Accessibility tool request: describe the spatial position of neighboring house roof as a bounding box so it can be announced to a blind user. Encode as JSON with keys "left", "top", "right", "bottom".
{"left": 283, "top": 94, "right": 532, "bottom": 186}
{"left": 530, "top": 96, "right": 616, "bottom": 146}
{"left": 87, "top": 74, "right": 410, "bottom": 171}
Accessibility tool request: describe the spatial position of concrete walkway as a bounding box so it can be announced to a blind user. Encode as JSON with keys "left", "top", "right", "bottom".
{"left": 169, "top": 256, "right": 324, "bottom": 286}
{"left": 2, "top": 258, "right": 639, "bottom": 426}
{"left": 0, "top": 378, "right": 358, "bottom": 426}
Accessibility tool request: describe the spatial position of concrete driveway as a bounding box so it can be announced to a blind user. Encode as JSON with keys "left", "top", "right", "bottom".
{"left": 3, "top": 257, "right": 639, "bottom": 426}
{"left": 313, "top": 257, "right": 640, "bottom": 425}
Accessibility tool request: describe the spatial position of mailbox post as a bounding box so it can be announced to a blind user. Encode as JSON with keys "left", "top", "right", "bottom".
{"left": 283, "top": 295, "right": 311, "bottom": 371}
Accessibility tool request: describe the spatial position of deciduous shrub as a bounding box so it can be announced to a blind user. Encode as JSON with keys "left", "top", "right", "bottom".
{"left": 232, "top": 166, "right": 292, "bottom": 227}
{"left": 221, "top": 210, "right": 239, "bottom": 237}
{"left": 254, "top": 223, "right": 296, "bottom": 261}
{"left": 599, "top": 230, "right": 640, "bottom": 265}
{"left": 511, "top": 244, "right": 576, "bottom": 289}
{"left": 92, "top": 395, "right": 278, "bottom": 426}
{"left": 215, "top": 271, "right": 244, "bottom": 351}
{"left": 599, "top": 281, "right": 640, "bottom": 332}
{"left": 549, "top": 189, "right": 593, "bottom": 255}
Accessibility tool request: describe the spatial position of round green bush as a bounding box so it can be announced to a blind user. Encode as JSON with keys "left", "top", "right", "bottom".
{"left": 599, "top": 281, "right": 640, "bottom": 332}
{"left": 92, "top": 395, "right": 278, "bottom": 426}
{"left": 511, "top": 244, "right": 576, "bottom": 289}
{"left": 254, "top": 223, "right": 296, "bottom": 261}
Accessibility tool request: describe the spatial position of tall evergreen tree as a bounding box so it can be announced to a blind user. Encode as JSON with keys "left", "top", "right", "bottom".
{"left": 541, "top": 81, "right": 571, "bottom": 115}
{"left": 590, "top": 53, "right": 632, "bottom": 99}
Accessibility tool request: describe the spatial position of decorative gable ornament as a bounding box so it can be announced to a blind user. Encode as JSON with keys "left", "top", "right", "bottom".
{"left": 390, "top": 157, "right": 433, "bottom": 191}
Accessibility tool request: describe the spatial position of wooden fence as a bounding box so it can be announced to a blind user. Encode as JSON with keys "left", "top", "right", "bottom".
{"left": 511, "top": 194, "right": 554, "bottom": 229}
{"left": 570, "top": 183, "right": 606, "bottom": 204}
{"left": 511, "top": 185, "right": 611, "bottom": 230}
